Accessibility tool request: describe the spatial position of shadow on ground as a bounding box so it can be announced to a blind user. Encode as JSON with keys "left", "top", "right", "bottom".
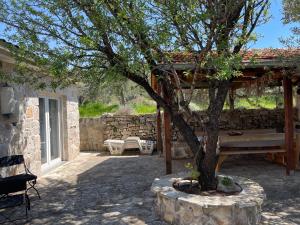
{"left": 222, "top": 156, "right": 300, "bottom": 225}
{"left": 1, "top": 153, "right": 300, "bottom": 225}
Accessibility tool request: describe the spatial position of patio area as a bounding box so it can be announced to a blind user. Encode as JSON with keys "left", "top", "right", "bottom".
{"left": 2, "top": 152, "right": 300, "bottom": 225}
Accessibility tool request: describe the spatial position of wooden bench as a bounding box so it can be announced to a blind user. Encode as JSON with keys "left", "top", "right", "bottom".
{"left": 216, "top": 147, "right": 287, "bottom": 171}
{"left": 215, "top": 134, "right": 289, "bottom": 171}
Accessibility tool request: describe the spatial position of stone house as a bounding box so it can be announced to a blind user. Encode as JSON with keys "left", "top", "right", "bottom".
{"left": 0, "top": 40, "right": 80, "bottom": 176}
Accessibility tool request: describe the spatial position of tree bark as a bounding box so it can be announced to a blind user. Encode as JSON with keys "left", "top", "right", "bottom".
{"left": 118, "top": 88, "right": 126, "bottom": 106}
{"left": 229, "top": 88, "right": 235, "bottom": 110}
{"left": 198, "top": 80, "right": 231, "bottom": 191}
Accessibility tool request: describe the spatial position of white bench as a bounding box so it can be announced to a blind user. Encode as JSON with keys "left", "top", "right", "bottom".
{"left": 104, "top": 139, "right": 125, "bottom": 155}
{"left": 104, "top": 137, "right": 156, "bottom": 155}
{"left": 140, "top": 140, "right": 155, "bottom": 155}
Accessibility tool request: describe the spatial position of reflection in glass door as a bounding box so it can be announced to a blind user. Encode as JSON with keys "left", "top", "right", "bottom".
{"left": 39, "top": 99, "right": 47, "bottom": 164}
{"left": 49, "top": 99, "right": 60, "bottom": 160}
{"left": 39, "top": 98, "right": 61, "bottom": 170}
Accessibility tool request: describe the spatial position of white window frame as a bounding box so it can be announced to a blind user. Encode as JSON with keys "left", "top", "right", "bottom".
{"left": 40, "top": 97, "right": 63, "bottom": 172}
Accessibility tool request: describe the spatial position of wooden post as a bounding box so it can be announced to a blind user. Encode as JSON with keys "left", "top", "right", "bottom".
{"left": 162, "top": 84, "right": 172, "bottom": 174}
{"left": 295, "top": 87, "right": 300, "bottom": 169}
{"left": 283, "top": 76, "right": 295, "bottom": 175}
{"left": 151, "top": 73, "right": 163, "bottom": 156}
{"left": 229, "top": 88, "right": 235, "bottom": 111}
{"left": 156, "top": 83, "right": 163, "bottom": 156}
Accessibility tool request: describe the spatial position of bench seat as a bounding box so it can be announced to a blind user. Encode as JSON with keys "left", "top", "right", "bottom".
{"left": 104, "top": 138, "right": 156, "bottom": 155}
{"left": 0, "top": 174, "right": 37, "bottom": 194}
{"left": 212, "top": 133, "right": 291, "bottom": 171}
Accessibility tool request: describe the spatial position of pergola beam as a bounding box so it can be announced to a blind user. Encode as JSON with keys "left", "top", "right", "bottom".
{"left": 152, "top": 72, "right": 173, "bottom": 174}
{"left": 162, "top": 84, "right": 172, "bottom": 174}
{"left": 156, "top": 82, "right": 163, "bottom": 155}
{"left": 151, "top": 54, "right": 300, "bottom": 175}
{"left": 283, "top": 76, "right": 296, "bottom": 175}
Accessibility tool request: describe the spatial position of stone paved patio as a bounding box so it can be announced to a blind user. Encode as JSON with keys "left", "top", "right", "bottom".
{"left": 1, "top": 152, "right": 300, "bottom": 225}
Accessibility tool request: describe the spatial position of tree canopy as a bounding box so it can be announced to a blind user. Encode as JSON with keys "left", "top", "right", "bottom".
{"left": 282, "top": 0, "right": 300, "bottom": 47}
{"left": 0, "top": 0, "right": 270, "bottom": 190}
{"left": 0, "top": 1, "right": 269, "bottom": 89}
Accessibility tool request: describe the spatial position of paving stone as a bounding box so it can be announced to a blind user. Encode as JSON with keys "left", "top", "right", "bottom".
{"left": 0, "top": 153, "right": 299, "bottom": 225}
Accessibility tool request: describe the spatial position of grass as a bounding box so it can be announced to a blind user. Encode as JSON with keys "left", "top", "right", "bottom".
{"left": 235, "top": 95, "right": 282, "bottom": 109}
{"left": 79, "top": 95, "right": 283, "bottom": 118}
{"left": 195, "top": 95, "right": 282, "bottom": 111}
{"left": 79, "top": 101, "right": 156, "bottom": 117}
{"left": 79, "top": 102, "right": 118, "bottom": 117}
{"left": 132, "top": 102, "right": 157, "bottom": 114}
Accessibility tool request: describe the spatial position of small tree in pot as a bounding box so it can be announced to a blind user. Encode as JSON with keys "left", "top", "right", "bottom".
{"left": 0, "top": 0, "right": 270, "bottom": 191}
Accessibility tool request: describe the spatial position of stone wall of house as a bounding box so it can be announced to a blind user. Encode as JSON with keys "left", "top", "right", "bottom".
{"left": 79, "top": 108, "right": 286, "bottom": 151}
{"left": 63, "top": 92, "right": 80, "bottom": 161}
{"left": 0, "top": 84, "right": 42, "bottom": 177}
{"left": 0, "top": 59, "right": 80, "bottom": 177}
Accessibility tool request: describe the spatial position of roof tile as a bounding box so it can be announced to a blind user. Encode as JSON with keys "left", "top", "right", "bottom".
{"left": 167, "top": 48, "right": 300, "bottom": 63}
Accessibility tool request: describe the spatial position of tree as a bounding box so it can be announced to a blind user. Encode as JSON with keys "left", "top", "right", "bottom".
{"left": 282, "top": 0, "right": 300, "bottom": 47}
{"left": 0, "top": 0, "right": 270, "bottom": 190}
{"left": 80, "top": 78, "right": 144, "bottom": 106}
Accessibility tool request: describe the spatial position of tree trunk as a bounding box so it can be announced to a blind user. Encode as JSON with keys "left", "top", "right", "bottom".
{"left": 197, "top": 80, "right": 231, "bottom": 191}
{"left": 118, "top": 88, "right": 126, "bottom": 105}
{"left": 197, "top": 127, "right": 218, "bottom": 190}
{"left": 229, "top": 88, "right": 235, "bottom": 110}
{"left": 122, "top": 66, "right": 230, "bottom": 191}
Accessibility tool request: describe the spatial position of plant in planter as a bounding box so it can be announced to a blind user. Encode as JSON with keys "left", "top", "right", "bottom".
{"left": 185, "top": 162, "right": 201, "bottom": 184}
{"left": 216, "top": 175, "right": 243, "bottom": 194}
{"left": 175, "top": 162, "right": 242, "bottom": 195}
{"left": 173, "top": 162, "right": 201, "bottom": 194}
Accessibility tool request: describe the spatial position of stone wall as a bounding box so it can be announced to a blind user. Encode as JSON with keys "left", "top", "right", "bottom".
{"left": 0, "top": 59, "right": 80, "bottom": 177}
{"left": 79, "top": 108, "right": 286, "bottom": 151}
{"left": 174, "top": 108, "right": 286, "bottom": 141}
{"left": 80, "top": 114, "right": 156, "bottom": 151}
{"left": 62, "top": 91, "right": 80, "bottom": 161}
{"left": 0, "top": 84, "right": 42, "bottom": 177}
{"left": 151, "top": 173, "right": 265, "bottom": 225}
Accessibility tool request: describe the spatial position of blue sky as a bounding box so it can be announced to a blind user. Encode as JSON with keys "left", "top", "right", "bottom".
{"left": 250, "top": 0, "right": 295, "bottom": 48}
{"left": 0, "top": 0, "right": 295, "bottom": 49}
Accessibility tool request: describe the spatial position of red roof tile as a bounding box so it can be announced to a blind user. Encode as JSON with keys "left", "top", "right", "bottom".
{"left": 166, "top": 48, "right": 300, "bottom": 64}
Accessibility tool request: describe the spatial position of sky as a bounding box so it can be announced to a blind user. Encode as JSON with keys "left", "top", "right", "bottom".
{"left": 250, "top": 0, "right": 295, "bottom": 48}
{"left": 0, "top": 0, "right": 295, "bottom": 49}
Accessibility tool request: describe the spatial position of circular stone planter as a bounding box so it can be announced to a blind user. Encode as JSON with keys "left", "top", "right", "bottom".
{"left": 151, "top": 173, "right": 265, "bottom": 225}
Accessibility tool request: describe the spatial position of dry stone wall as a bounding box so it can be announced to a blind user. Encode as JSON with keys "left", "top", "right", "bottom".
{"left": 80, "top": 114, "right": 157, "bottom": 151}
{"left": 80, "top": 108, "right": 287, "bottom": 151}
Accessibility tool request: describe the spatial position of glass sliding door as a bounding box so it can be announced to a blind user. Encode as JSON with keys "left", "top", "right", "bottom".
{"left": 49, "top": 99, "right": 60, "bottom": 160}
{"left": 39, "top": 97, "right": 62, "bottom": 170}
{"left": 39, "top": 98, "right": 47, "bottom": 164}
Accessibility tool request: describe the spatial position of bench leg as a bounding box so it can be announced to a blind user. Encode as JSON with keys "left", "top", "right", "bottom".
{"left": 216, "top": 155, "right": 228, "bottom": 172}
{"left": 108, "top": 144, "right": 124, "bottom": 155}
{"left": 25, "top": 193, "right": 30, "bottom": 216}
{"left": 27, "top": 180, "right": 41, "bottom": 199}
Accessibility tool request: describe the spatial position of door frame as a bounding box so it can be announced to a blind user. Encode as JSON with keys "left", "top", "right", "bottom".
{"left": 39, "top": 96, "right": 63, "bottom": 172}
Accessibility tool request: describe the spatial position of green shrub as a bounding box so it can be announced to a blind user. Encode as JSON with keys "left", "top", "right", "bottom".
{"left": 132, "top": 103, "right": 156, "bottom": 114}
{"left": 79, "top": 102, "right": 118, "bottom": 117}
{"left": 221, "top": 177, "right": 233, "bottom": 186}
{"left": 235, "top": 96, "right": 279, "bottom": 109}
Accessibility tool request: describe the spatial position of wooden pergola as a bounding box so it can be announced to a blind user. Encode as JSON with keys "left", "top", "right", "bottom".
{"left": 151, "top": 49, "right": 300, "bottom": 175}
